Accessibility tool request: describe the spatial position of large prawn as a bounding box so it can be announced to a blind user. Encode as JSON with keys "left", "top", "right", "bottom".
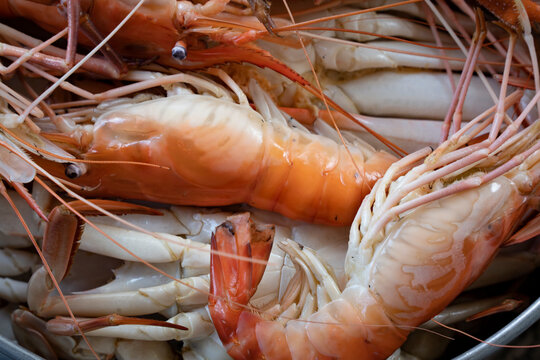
{"left": 208, "top": 104, "right": 540, "bottom": 359}
{"left": 33, "top": 70, "right": 395, "bottom": 226}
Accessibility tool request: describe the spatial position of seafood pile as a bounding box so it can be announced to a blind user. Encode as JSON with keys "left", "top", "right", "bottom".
{"left": 0, "top": 0, "right": 538, "bottom": 359}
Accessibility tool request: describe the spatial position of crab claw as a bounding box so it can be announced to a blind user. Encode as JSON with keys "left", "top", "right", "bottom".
{"left": 248, "top": 0, "right": 276, "bottom": 35}
{"left": 42, "top": 200, "right": 163, "bottom": 285}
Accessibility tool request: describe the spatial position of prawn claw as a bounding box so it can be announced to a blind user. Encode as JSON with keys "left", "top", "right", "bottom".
{"left": 209, "top": 213, "right": 274, "bottom": 343}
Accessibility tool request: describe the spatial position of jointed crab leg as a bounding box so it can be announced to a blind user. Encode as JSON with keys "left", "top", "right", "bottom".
{"left": 42, "top": 200, "right": 163, "bottom": 283}
{"left": 47, "top": 313, "right": 188, "bottom": 335}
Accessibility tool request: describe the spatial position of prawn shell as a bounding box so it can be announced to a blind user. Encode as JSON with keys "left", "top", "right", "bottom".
{"left": 369, "top": 177, "right": 528, "bottom": 327}
{"left": 40, "top": 94, "right": 396, "bottom": 225}
{"left": 1, "top": 0, "right": 179, "bottom": 58}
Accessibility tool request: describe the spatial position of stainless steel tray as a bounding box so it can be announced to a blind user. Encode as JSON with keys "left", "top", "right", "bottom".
{"left": 0, "top": 335, "right": 43, "bottom": 360}
{"left": 454, "top": 296, "right": 540, "bottom": 360}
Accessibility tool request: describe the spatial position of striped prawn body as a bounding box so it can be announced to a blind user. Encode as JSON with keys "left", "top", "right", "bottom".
{"left": 69, "top": 92, "right": 395, "bottom": 225}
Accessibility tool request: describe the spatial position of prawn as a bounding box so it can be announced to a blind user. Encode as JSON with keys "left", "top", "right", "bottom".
{"left": 37, "top": 70, "right": 396, "bottom": 225}
{"left": 208, "top": 109, "right": 540, "bottom": 359}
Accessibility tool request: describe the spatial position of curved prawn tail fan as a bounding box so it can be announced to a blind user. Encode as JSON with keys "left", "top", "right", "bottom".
{"left": 209, "top": 213, "right": 274, "bottom": 352}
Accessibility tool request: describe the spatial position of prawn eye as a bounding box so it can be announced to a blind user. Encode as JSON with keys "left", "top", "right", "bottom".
{"left": 172, "top": 43, "right": 187, "bottom": 61}
{"left": 65, "top": 163, "right": 82, "bottom": 179}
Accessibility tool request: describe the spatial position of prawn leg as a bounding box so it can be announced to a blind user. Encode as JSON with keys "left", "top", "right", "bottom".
{"left": 57, "top": 0, "right": 79, "bottom": 68}
{"left": 0, "top": 22, "right": 121, "bottom": 78}
{"left": 57, "top": 0, "right": 126, "bottom": 73}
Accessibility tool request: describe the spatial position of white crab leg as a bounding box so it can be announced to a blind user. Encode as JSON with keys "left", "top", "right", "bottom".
{"left": 12, "top": 308, "right": 176, "bottom": 360}
{"left": 0, "top": 277, "right": 27, "bottom": 303}
{"left": 114, "top": 340, "right": 175, "bottom": 360}
{"left": 0, "top": 233, "right": 33, "bottom": 248}
{"left": 86, "top": 308, "right": 214, "bottom": 342}
{"left": 0, "top": 248, "right": 38, "bottom": 276}
{"left": 78, "top": 224, "right": 210, "bottom": 271}
{"left": 357, "top": 0, "right": 476, "bottom": 33}
{"left": 328, "top": 7, "right": 454, "bottom": 43}
{"left": 28, "top": 267, "right": 210, "bottom": 317}
{"left": 182, "top": 331, "right": 232, "bottom": 360}
{"left": 339, "top": 71, "right": 499, "bottom": 120}
{"left": 88, "top": 209, "right": 189, "bottom": 235}
{"left": 313, "top": 40, "right": 500, "bottom": 72}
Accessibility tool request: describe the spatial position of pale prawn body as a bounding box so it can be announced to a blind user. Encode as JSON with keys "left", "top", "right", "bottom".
{"left": 349, "top": 177, "right": 529, "bottom": 330}
{"left": 63, "top": 91, "right": 395, "bottom": 225}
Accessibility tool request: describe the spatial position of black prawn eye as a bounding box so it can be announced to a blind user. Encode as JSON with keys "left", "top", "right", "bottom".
{"left": 65, "top": 163, "right": 82, "bottom": 179}
{"left": 172, "top": 43, "right": 187, "bottom": 61}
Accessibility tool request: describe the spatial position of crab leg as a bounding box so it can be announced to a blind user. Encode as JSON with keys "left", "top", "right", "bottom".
{"left": 48, "top": 308, "right": 212, "bottom": 342}
{"left": 0, "top": 248, "right": 38, "bottom": 277}
{"left": 0, "top": 277, "right": 27, "bottom": 303}
{"left": 42, "top": 200, "right": 163, "bottom": 283}
{"left": 48, "top": 313, "right": 188, "bottom": 334}
{"left": 28, "top": 266, "right": 211, "bottom": 317}
{"left": 12, "top": 309, "right": 177, "bottom": 359}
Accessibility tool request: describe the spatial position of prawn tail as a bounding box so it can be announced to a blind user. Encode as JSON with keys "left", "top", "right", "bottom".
{"left": 209, "top": 213, "right": 274, "bottom": 358}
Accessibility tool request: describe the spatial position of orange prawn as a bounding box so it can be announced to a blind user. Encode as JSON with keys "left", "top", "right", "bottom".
{"left": 38, "top": 71, "right": 396, "bottom": 225}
